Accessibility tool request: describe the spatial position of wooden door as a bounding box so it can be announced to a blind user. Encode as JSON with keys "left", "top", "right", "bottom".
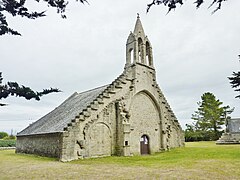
{"left": 140, "top": 135, "right": 149, "bottom": 155}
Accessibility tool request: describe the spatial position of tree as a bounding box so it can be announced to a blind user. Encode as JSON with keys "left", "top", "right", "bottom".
{"left": 0, "top": 0, "right": 88, "bottom": 35}
{"left": 228, "top": 55, "right": 240, "bottom": 99}
{"left": 147, "top": 0, "right": 227, "bottom": 14}
{"left": 229, "top": 71, "right": 240, "bottom": 99}
{"left": 0, "top": 72, "right": 60, "bottom": 106}
{"left": 184, "top": 123, "right": 203, "bottom": 142}
{"left": 190, "top": 92, "right": 234, "bottom": 140}
{"left": 0, "top": 131, "right": 8, "bottom": 139}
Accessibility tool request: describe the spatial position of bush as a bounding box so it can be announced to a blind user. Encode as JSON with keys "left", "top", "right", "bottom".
{"left": 3, "top": 135, "right": 16, "bottom": 140}
{"left": 0, "top": 132, "right": 8, "bottom": 139}
{"left": 185, "top": 130, "right": 224, "bottom": 142}
{"left": 185, "top": 131, "right": 203, "bottom": 142}
{"left": 0, "top": 139, "right": 16, "bottom": 147}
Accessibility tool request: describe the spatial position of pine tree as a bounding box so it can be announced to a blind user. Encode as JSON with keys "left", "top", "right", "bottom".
{"left": 191, "top": 92, "right": 234, "bottom": 140}
{"left": 229, "top": 71, "right": 240, "bottom": 99}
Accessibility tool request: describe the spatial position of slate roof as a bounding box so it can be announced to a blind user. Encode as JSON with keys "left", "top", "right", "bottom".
{"left": 231, "top": 118, "right": 240, "bottom": 121}
{"left": 18, "top": 85, "right": 108, "bottom": 136}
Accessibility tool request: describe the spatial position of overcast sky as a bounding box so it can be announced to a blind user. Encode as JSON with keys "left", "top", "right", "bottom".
{"left": 1, "top": 0, "right": 240, "bottom": 134}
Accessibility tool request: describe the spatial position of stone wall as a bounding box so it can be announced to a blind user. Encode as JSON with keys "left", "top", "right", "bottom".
{"left": 60, "top": 92, "right": 128, "bottom": 161}
{"left": 216, "top": 118, "right": 240, "bottom": 144}
{"left": 16, "top": 132, "right": 62, "bottom": 158}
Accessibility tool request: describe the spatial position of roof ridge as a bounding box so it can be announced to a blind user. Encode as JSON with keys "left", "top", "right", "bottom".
{"left": 78, "top": 85, "right": 109, "bottom": 95}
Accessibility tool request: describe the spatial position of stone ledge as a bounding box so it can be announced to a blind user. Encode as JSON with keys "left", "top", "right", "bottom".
{"left": 216, "top": 140, "right": 240, "bottom": 145}
{"left": 0, "top": 147, "right": 16, "bottom": 150}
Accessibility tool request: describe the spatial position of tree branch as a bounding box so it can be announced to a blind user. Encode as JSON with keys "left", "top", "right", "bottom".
{"left": 0, "top": 72, "right": 61, "bottom": 106}
{"left": 147, "top": 0, "right": 227, "bottom": 14}
{"left": 0, "top": 0, "right": 88, "bottom": 35}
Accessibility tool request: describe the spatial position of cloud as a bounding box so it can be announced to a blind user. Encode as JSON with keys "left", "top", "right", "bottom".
{"left": 1, "top": 0, "right": 240, "bottom": 133}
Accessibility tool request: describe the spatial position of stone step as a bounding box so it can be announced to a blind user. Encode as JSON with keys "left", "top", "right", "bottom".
{"left": 97, "top": 97, "right": 104, "bottom": 104}
{"left": 121, "top": 81, "right": 127, "bottom": 84}
{"left": 126, "top": 78, "right": 133, "bottom": 81}
{"left": 90, "top": 103, "right": 98, "bottom": 110}
{"left": 115, "top": 82, "right": 123, "bottom": 89}
{"left": 118, "top": 78, "right": 127, "bottom": 84}
{"left": 93, "top": 100, "right": 99, "bottom": 105}
{"left": 103, "top": 92, "right": 110, "bottom": 98}
{"left": 107, "top": 86, "right": 116, "bottom": 94}
{"left": 75, "top": 118, "right": 80, "bottom": 123}
{"left": 83, "top": 110, "right": 90, "bottom": 117}
{"left": 79, "top": 114, "right": 85, "bottom": 121}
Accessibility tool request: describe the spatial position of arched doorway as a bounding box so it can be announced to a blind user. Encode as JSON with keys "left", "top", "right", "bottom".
{"left": 140, "top": 135, "right": 150, "bottom": 155}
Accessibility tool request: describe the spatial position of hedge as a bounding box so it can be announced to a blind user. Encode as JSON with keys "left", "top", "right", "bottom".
{"left": 0, "top": 139, "right": 16, "bottom": 147}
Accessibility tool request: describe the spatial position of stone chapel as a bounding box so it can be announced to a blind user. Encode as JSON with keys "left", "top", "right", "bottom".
{"left": 16, "top": 17, "right": 184, "bottom": 161}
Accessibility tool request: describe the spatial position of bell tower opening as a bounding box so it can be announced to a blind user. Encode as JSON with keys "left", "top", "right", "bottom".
{"left": 129, "top": 48, "right": 134, "bottom": 64}
{"left": 146, "top": 41, "right": 152, "bottom": 66}
{"left": 138, "top": 37, "right": 143, "bottom": 63}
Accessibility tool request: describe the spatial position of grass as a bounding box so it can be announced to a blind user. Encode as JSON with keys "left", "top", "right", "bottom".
{"left": 0, "top": 141, "right": 240, "bottom": 179}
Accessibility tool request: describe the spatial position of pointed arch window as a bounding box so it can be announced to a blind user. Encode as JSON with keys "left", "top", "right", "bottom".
{"left": 138, "top": 37, "right": 143, "bottom": 63}
{"left": 129, "top": 48, "right": 134, "bottom": 64}
{"left": 146, "top": 41, "right": 152, "bottom": 66}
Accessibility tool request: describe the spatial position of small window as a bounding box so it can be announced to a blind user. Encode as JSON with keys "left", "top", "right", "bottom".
{"left": 146, "top": 41, "right": 152, "bottom": 66}
{"left": 138, "top": 50, "right": 141, "bottom": 63}
{"left": 130, "top": 49, "right": 134, "bottom": 64}
{"left": 138, "top": 38, "right": 143, "bottom": 63}
{"left": 125, "top": 141, "right": 129, "bottom": 146}
{"left": 146, "top": 55, "right": 149, "bottom": 66}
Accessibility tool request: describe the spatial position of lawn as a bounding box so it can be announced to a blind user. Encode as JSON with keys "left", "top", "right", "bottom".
{"left": 0, "top": 141, "right": 239, "bottom": 179}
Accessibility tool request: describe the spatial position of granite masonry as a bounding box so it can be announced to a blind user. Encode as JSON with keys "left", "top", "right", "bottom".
{"left": 216, "top": 118, "right": 240, "bottom": 144}
{"left": 16, "top": 17, "right": 184, "bottom": 161}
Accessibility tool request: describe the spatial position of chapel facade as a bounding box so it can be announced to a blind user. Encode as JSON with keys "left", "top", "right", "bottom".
{"left": 16, "top": 17, "right": 184, "bottom": 161}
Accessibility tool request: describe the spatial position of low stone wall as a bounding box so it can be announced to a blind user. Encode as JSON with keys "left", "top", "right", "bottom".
{"left": 16, "top": 132, "right": 63, "bottom": 158}
{"left": 216, "top": 132, "right": 240, "bottom": 144}
{"left": 0, "top": 147, "right": 16, "bottom": 150}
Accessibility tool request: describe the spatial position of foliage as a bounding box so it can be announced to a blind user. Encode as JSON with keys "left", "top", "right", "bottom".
{"left": 3, "top": 134, "right": 16, "bottom": 140}
{"left": 187, "top": 92, "right": 234, "bottom": 141}
{"left": 147, "top": 0, "right": 227, "bottom": 14}
{"left": 185, "top": 128, "right": 223, "bottom": 142}
{"left": 0, "top": 139, "right": 16, "bottom": 147}
{"left": 0, "top": 131, "right": 8, "bottom": 139}
{"left": 184, "top": 130, "right": 201, "bottom": 142}
{"left": 229, "top": 71, "right": 240, "bottom": 99}
{"left": 0, "top": 72, "right": 60, "bottom": 106}
{"left": 0, "top": 0, "right": 88, "bottom": 35}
